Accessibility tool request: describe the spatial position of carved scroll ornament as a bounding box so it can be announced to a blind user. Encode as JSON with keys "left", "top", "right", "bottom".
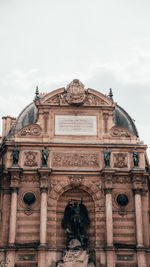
{"left": 110, "top": 126, "right": 132, "bottom": 137}
{"left": 18, "top": 124, "right": 41, "bottom": 136}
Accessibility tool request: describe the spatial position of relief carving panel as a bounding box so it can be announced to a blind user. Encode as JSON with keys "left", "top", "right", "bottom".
{"left": 52, "top": 152, "right": 100, "bottom": 169}
{"left": 18, "top": 124, "right": 41, "bottom": 136}
{"left": 23, "top": 151, "right": 38, "bottom": 167}
{"left": 113, "top": 153, "right": 128, "bottom": 168}
{"left": 110, "top": 126, "right": 132, "bottom": 137}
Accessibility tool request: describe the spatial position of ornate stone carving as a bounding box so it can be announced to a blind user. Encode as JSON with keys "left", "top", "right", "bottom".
{"left": 65, "top": 79, "right": 87, "bottom": 105}
{"left": 104, "top": 188, "right": 113, "bottom": 195}
{"left": 9, "top": 170, "right": 21, "bottom": 188}
{"left": 47, "top": 94, "right": 60, "bottom": 105}
{"left": 113, "top": 153, "right": 128, "bottom": 168}
{"left": 69, "top": 175, "right": 83, "bottom": 187}
{"left": 113, "top": 176, "right": 131, "bottom": 184}
{"left": 24, "top": 151, "right": 38, "bottom": 167}
{"left": 21, "top": 175, "right": 39, "bottom": 183}
{"left": 110, "top": 126, "right": 131, "bottom": 137}
{"left": 84, "top": 93, "right": 108, "bottom": 106}
{"left": 18, "top": 124, "right": 41, "bottom": 136}
{"left": 24, "top": 207, "right": 33, "bottom": 216}
{"left": 52, "top": 152, "right": 99, "bottom": 168}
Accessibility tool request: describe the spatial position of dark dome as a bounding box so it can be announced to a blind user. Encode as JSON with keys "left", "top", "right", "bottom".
{"left": 8, "top": 102, "right": 38, "bottom": 136}
{"left": 114, "top": 105, "right": 139, "bottom": 137}
{"left": 9, "top": 100, "right": 139, "bottom": 138}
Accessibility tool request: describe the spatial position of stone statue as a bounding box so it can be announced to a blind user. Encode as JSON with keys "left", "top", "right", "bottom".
{"left": 12, "top": 145, "right": 19, "bottom": 166}
{"left": 133, "top": 147, "right": 139, "bottom": 168}
{"left": 41, "top": 146, "right": 49, "bottom": 166}
{"left": 104, "top": 147, "right": 111, "bottom": 168}
{"left": 62, "top": 196, "right": 90, "bottom": 249}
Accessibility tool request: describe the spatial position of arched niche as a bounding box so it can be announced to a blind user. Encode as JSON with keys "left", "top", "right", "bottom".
{"left": 56, "top": 188, "right": 95, "bottom": 249}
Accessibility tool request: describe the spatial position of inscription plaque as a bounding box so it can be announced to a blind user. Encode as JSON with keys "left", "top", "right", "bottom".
{"left": 55, "top": 115, "right": 97, "bottom": 135}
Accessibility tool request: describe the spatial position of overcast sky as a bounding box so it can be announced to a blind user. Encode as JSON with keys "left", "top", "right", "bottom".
{"left": 0, "top": 0, "right": 150, "bottom": 157}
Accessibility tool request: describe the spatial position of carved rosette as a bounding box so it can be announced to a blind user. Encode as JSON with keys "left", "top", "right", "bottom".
{"left": 65, "top": 79, "right": 87, "bottom": 105}
{"left": 69, "top": 175, "right": 83, "bottom": 188}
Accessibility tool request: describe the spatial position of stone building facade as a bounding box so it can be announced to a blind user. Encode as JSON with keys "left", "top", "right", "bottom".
{"left": 0, "top": 79, "right": 150, "bottom": 267}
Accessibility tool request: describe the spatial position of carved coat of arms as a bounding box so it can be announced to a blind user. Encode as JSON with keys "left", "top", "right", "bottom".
{"left": 65, "top": 79, "right": 87, "bottom": 105}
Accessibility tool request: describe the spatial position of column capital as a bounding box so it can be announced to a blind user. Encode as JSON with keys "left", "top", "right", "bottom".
{"left": 133, "top": 188, "right": 142, "bottom": 195}
{"left": 40, "top": 187, "right": 48, "bottom": 194}
{"left": 11, "top": 187, "right": 18, "bottom": 194}
{"left": 38, "top": 168, "right": 51, "bottom": 188}
{"left": 8, "top": 167, "right": 22, "bottom": 188}
{"left": 104, "top": 187, "right": 113, "bottom": 195}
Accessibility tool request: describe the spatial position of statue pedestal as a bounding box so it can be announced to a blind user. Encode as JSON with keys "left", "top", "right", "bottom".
{"left": 57, "top": 239, "right": 94, "bottom": 267}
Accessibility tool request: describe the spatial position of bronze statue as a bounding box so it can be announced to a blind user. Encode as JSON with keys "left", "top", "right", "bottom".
{"left": 41, "top": 146, "right": 49, "bottom": 166}
{"left": 133, "top": 147, "right": 139, "bottom": 168}
{"left": 104, "top": 147, "right": 111, "bottom": 168}
{"left": 12, "top": 145, "right": 19, "bottom": 166}
{"left": 62, "top": 196, "right": 90, "bottom": 249}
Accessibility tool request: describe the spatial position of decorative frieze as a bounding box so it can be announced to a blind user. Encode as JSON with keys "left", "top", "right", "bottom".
{"left": 21, "top": 174, "right": 39, "bottom": 183}
{"left": 113, "top": 176, "right": 131, "bottom": 184}
{"left": 52, "top": 152, "right": 99, "bottom": 168}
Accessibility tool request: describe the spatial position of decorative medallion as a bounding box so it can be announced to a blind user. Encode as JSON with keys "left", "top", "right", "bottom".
{"left": 69, "top": 175, "right": 83, "bottom": 187}
{"left": 24, "top": 207, "right": 33, "bottom": 216}
{"left": 24, "top": 151, "right": 38, "bottom": 167}
{"left": 113, "top": 153, "right": 128, "bottom": 168}
{"left": 65, "top": 79, "right": 87, "bottom": 105}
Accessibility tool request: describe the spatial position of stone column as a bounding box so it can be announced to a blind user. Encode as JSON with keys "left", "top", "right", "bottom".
{"left": 8, "top": 168, "right": 21, "bottom": 246}
{"left": 131, "top": 170, "right": 147, "bottom": 267}
{"left": 8, "top": 187, "right": 18, "bottom": 245}
{"left": 102, "top": 169, "right": 115, "bottom": 267}
{"left": 40, "top": 187, "right": 48, "bottom": 245}
{"left": 38, "top": 169, "right": 51, "bottom": 267}
{"left": 105, "top": 188, "right": 113, "bottom": 247}
{"left": 134, "top": 188, "right": 144, "bottom": 247}
{"left": 6, "top": 168, "right": 21, "bottom": 267}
